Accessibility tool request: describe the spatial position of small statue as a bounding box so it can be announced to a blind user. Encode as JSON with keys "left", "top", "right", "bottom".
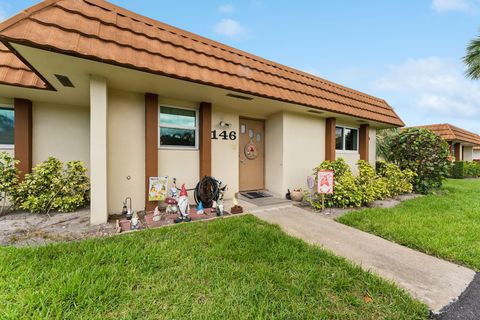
{"left": 153, "top": 206, "right": 161, "bottom": 222}
{"left": 211, "top": 200, "right": 217, "bottom": 214}
{"left": 131, "top": 211, "right": 140, "bottom": 230}
{"left": 175, "top": 184, "right": 192, "bottom": 223}
{"left": 165, "top": 197, "right": 178, "bottom": 215}
{"left": 197, "top": 201, "right": 205, "bottom": 215}
{"left": 216, "top": 199, "right": 224, "bottom": 216}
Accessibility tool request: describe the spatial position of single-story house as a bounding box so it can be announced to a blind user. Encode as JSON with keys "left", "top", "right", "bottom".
{"left": 415, "top": 124, "right": 480, "bottom": 161}
{"left": 0, "top": 0, "right": 404, "bottom": 225}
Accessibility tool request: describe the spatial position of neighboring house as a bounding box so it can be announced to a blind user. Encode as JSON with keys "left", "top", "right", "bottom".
{"left": 414, "top": 124, "right": 480, "bottom": 161}
{"left": 0, "top": 0, "right": 404, "bottom": 225}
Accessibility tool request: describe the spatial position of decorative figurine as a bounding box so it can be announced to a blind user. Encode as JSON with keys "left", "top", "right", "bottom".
{"left": 197, "top": 201, "right": 205, "bottom": 214}
{"left": 216, "top": 199, "right": 224, "bottom": 216}
{"left": 175, "top": 184, "right": 192, "bottom": 223}
{"left": 131, "top": 211, "right": 140, "bottom": 230}
{"left": 211, "top": 200, "right": 217, "bottom": 214}
{"left": 165, "top": 197, "right": 178, "bottom": 215}
{"left": 230, "top": 195, "right": 243, "bottom": 214}
{"left": 153, "top": 206, "right": 161, "bottom": 222}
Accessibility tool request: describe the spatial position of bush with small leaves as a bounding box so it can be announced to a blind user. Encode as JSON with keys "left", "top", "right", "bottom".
{"left": 376, "top": 161, "right": 416, "bottom": 197}
{"left": 14, "top": 157, "right": 90, "bottom": 214}
{"left": 0, "top": 152, "right": 20, "bottom": 214}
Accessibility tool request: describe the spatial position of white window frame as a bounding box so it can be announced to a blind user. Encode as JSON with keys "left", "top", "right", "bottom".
{"left": 336, "top": 125, "right": 359, "bottom": 153}
{"left": 0, "top": 106, "right": 14, "bottom": 150}
{"left": 158, "top": 104, "right": 199, "bottom": 150}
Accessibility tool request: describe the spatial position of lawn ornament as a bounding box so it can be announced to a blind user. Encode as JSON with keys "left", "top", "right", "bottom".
{"left": 197, "top": 201, "right": 205, "bottom": 214}
{"left": 153, "top": 206, "right": 161, "bottom": 222}
{"left": 216, "top": 199, "right": 224, "bottom": 216}
{"left": 131, "top": 211, "right": 140, "bottom": 230}
{"left": 212, "top": 200, "right": 217, "bottom": 214}
{"left": 230, "top": 196, "right": 243, "bottom": 214}
{"left": 123, "top": 197, "right": 133, "bottom": 220}
{"left": 165, "top": 197, "right": 178, "bottom": 215}
{"left": 175, "top": 184, "right": 192, "bottom": 223}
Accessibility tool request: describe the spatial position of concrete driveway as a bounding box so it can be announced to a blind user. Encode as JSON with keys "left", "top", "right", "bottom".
{"left": 251, "top": 204, "right": 475, "bottom": 314}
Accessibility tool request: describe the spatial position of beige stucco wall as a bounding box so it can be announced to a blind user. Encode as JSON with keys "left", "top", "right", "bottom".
{"left": 32, "top": 102, "right": 90, "bottom": 168}
{"left": 283, "top": 112, "right": 325, "bottom": 193}
{"left": 107, "top": 90, "right": 145, "bottom": 213}
{"left": 369, "top": 127, "right": 376, "bottom": 166}
{"left": 265, "top": 112, "right": 284, "bottom": 195}
{"left": 463, "top": 146, "right": 473, "bottom": 162}
{"left": 211, "top": 105, "right": 239, "bottom": 199}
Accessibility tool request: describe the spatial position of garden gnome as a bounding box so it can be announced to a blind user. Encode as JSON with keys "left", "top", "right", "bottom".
{"left": 175, "top": 184, "right": 191, "bottom": 223}
{"left": 153, "top": 206, "right": 161, "bottom": 222}
{"left": 131, "top": 211, "right": 140, "bottom": 230}
{"left": 197, "top": 201, "right": 205, "bottom": 215}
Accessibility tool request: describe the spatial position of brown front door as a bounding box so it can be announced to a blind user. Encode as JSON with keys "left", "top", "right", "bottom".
{"left": 239, "top": 118, "right": 265, "bottom": 191}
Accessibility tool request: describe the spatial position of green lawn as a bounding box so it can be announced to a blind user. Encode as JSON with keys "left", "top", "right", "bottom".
{"left": 339, "top": 179, "right": 480, "bottom": 271}
{"left": 0, "top": 215, "right": 427, "bottom": 319}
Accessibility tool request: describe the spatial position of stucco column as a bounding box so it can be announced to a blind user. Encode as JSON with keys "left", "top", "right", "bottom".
{"left": 13, "top": 98, "right": 32, "bottom": 180}
{"left": 359, "top": 124, "right": 369, "bottom": 162}
{"left": 325, "top": 118, "right": 336, "bottom": 161}
{"left": 90, "top": 76, "right": 108, "bottom": 225}
{"left": 199, "top": 102, "right": 212, "bottom": 179}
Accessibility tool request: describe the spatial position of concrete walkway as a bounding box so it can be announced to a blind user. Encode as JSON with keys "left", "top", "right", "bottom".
{"left": 251, "top": 205, "right": 475, "bottom": 313}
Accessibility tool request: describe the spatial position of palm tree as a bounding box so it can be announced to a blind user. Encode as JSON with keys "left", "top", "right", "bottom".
{"left": 464, "top": 35, "right": 480, "bottom": 79}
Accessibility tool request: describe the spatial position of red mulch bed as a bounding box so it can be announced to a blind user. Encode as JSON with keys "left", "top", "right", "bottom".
{"left": 115, "top": 207, "right": 231, "bottom": 232}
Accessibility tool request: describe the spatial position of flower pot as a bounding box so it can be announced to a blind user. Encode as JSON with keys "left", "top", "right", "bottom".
{"left": 290, "top": 191, "right": 303, "bottom": 202}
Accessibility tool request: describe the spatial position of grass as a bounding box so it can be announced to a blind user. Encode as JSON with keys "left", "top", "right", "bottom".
{"left": 339, "top": 179, "right": 480, "bottom": 271}
{"left": 0, "top": 215, "right": 428, "bottom": 319}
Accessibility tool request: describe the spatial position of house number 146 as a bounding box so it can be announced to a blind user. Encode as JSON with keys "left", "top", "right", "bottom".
{"left": 211, "top": 130, "right": 237, "bottom": 141}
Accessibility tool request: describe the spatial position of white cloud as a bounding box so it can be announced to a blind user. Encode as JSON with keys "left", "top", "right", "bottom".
{"left": 432, "top": 0, "right": 479, "bottom": 13}
{"left": 218, "top": 4, "right": 234, "bottom": 14}
{"left": 372, "top": 57, "right": 480, "bottom": 132}
{"left": 214, "top": 18, "right": 248, "bottom": 39}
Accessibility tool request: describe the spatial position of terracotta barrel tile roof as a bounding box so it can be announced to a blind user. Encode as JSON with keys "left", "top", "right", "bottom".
{"left": 0, "top": 43, "right": 47, "bottom": 89}
{"left": 416, "top": 124, "right": 480, "bottom": 145}
{"left": 0, "top": 0, "right": 404, "bottom": 126}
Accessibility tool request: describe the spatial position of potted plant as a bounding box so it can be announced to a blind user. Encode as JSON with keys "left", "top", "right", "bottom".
{"left": 290, "top": 189, "right": 303, "bottom": 202}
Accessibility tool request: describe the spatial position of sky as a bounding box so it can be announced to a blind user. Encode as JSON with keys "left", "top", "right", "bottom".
{"left": 1, "top": 0, "right": 480, "bottom": 133}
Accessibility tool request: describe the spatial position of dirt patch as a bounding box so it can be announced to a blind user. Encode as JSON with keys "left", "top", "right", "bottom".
{"left": 296, "top": 193, "right": 422, "bottom": 219}
{"left": 0, "top": 209, "right": 116, "bottom": 247}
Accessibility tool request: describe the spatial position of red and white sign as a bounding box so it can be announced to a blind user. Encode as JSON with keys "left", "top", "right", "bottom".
{"left": 318, "top": 170, "right": 334, "bottom": 194}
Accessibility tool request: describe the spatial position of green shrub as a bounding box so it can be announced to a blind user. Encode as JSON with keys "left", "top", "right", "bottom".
{"left": 357, "top": 160, "right": 388, "bottom": 203}
{"left": 308, "top": 158, "right": 363, "bottom": 209}
{"left": 451, "top": 161, "right": 465, "bottom": 179}
{"left": 306, "top": 159, "right": 415, "bottom": 209}
{"left": 14, "top": 157, "right": 90, "bottom": 214}
{"left": 376, "top": 161, "right": 416, "bottom": 197}
{"left": 464, "top": 161, "right": 480, "bottom": 178}
{"left": 389, "top": 128, "right": 450, "bottom": 194}
{"left": 0, "top": 152, "right": 20, "bottom": 214}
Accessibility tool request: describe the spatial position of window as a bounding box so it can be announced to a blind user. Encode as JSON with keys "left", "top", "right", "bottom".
{"left": 0, "top": 107, "right": 14, "bottom": 147}
{"left": 159, "top": 106, "right": 198, "bottom": 148}
{"left": 336, "top": 126, "right": 358, "bottom": 151}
